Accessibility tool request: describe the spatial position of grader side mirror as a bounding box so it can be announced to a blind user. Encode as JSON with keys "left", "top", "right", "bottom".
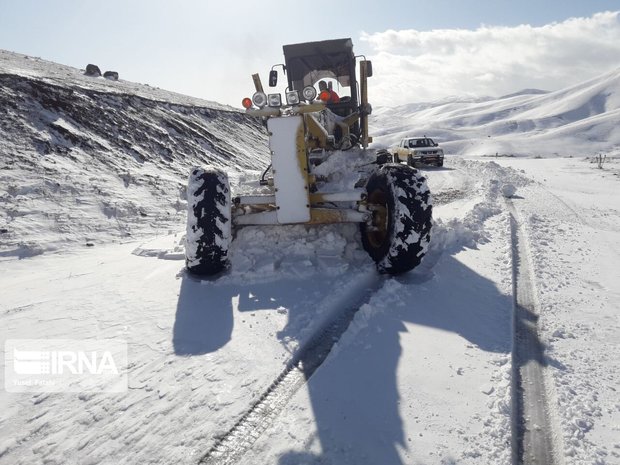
{"left": 269, "top": 70, "right": 278, "bottom": 87}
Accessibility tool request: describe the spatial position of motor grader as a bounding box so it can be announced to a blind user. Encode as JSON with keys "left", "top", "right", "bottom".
{"left": 185, "top": 38, "right": 432, "bottom": 276}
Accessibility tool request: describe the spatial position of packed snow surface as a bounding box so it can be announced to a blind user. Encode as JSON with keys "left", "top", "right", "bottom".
{"left": 1, "top": 50, "right": 620, "bottom": 464}
{"left": 2, "top": 156, "right": 619, "bottom": 464}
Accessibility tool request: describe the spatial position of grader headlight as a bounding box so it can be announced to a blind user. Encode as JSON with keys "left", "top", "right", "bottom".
{"left": 252, "top": 91, "right": 268, "bottom": 108}
{"left": 302, "top": 85, "right": 317, "bottom": 101}
{"left": 285, "top": 90, "right": 300, "bottom": 105}
{"left": 268, "top": 93, "right": 282, "bottom": 107}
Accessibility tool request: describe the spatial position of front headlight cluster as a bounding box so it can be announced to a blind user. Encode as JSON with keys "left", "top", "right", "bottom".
{"left": 252, "top": 92, "right": 268, "bottom": 108}
{"left": 246, "top": 85, "right": 317, "bottom": 109}
{"left": 302, "top": 86, "right": 317, "bottom": 101}
{"left": 285, "top": 91, "right": 300, "bottom": 105}
{"left": 268, "top": 93, "right": 282, "bottom": 107}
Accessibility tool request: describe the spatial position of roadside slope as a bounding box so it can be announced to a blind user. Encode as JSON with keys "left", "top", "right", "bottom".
{"left": 0, "top": 49, "right": 269, "bottom": 255}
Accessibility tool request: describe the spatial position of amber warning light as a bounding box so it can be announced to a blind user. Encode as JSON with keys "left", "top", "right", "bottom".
{"left": 319, "top": 90, "right": 330, "bottom": 102}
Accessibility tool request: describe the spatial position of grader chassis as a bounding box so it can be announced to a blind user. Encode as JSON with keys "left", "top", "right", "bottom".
{"left": 185, "top": 38, "right": 433, "bottom": 276}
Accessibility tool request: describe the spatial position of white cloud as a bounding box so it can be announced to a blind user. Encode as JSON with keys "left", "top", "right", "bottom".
{"left": 361, "top": 11, "right": 620, "bottom": 106}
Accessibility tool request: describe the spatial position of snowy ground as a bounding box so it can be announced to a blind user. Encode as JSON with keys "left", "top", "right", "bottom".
{"left": 493, "top": 156, "right": 620, "bottom": 464}
{"left": 2, "top": 154, "right": 619, "bottom": 465}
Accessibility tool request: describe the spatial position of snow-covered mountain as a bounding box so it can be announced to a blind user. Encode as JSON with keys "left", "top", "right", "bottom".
{"left": 371, "top": 67, "right": 620, "bottom": 158}
{"left": 0, "top": 49, "right": 269, "bottom": 256}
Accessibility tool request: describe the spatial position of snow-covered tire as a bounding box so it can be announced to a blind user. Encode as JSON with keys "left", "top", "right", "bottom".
{"left": 360, "top": 164, "right": 433, "bottom": 274}
{"left": 185, "top": 167, "right": 231, "bottom": 276}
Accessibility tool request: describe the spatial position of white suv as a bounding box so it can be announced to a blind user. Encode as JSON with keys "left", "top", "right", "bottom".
{"left": 392, "top": 136, "right": 444, "bottom": 167}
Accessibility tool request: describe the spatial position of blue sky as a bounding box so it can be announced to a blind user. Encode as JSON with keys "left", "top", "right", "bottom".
{"left": 1, "top": 0, "right": 619, "bottom": 106}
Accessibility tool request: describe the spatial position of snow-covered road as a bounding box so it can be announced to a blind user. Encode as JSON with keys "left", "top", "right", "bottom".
{"left": 1, "top": 236, "right": 378, "bottom": 464}
{"left": 2, "top": 156, "right": 619, "bottom": 465}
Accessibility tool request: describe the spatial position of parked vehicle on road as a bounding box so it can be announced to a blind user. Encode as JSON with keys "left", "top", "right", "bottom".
{"left": 393, "top": 136, "right": 444, "bottom": 167}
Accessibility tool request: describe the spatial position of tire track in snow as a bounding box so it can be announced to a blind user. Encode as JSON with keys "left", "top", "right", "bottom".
{"left": 507, "top": 200, "right": 559, "bottom": 465}
{"left": 198, "top": 271, "right": 383, "bottom": 465}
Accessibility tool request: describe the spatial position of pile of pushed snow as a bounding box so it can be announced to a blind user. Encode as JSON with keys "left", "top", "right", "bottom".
{"left": 371, "top": 67, "right": 620, "bottom": 158}
{"left": 228, "top": 224, "right": 368, "bottom": 279}
{"left": 427, "top": 158, "right": 530, "bottom": 259}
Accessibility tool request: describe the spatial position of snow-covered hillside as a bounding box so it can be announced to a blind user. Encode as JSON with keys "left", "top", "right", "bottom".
{"left": 372, "top": 67, "right": 620, "bottom": 158}
{"left": 0, "top": 49, "right": 269, "bottom": 256}
{"left": 1, "top": 50, "right": 619, "bottom": 465}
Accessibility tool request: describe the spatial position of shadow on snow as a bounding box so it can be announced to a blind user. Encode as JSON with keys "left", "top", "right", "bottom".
{"left": 172, "top": 241, "right": 548, "bottom": 463}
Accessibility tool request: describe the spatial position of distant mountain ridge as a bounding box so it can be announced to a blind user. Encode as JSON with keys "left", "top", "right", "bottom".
{"left": 371, "top": 68, "right": 620, "bottom": 158}
{"left": 499, "top": 89, "right": 549, "bottom": 99}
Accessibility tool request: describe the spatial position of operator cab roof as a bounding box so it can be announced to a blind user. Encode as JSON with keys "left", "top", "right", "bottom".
{"left": 283, "top": 38, "right": 355, "bottom": 91}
